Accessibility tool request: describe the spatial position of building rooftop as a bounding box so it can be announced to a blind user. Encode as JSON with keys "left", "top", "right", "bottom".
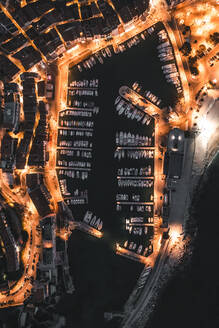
{"left": 167, "top": 128, "right": 185, "bottom": 153}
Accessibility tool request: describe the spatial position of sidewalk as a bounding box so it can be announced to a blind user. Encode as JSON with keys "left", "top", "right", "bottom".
{"left": 168, "top": 137, "right": 195, "bottom": 233}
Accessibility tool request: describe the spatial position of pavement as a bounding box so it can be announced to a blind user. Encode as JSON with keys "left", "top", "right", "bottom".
{"left": 168, "top": 137, "right": 195, "bottom": 234}
{"left": 164, "top": 21, "right": 190, "bottom": 109}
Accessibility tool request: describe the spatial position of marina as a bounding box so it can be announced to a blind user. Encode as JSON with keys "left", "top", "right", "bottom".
{"left": 56, "top": 22, "right": 178, "bottom": 326}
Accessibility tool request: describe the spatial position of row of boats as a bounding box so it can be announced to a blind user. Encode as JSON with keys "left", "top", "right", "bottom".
{"left": 123, "top": 240, "right": 153, "bottom": 256}
{"left": 128, "top": 226, "right": 153, "bottom": 236}
{"left": 161, "top": 63, "right": 182, "bottom": 93}
{"left": 71, "top": 100, "right": 96, "bottom": 108}
{"left": 69, "top": 79, "right": 99, "bottom": 88}
{"left": 117, "top": 166, "right": 152, "bottom": 177}
{"left": 116, "top": 193, "right": 152, "bottom": 203}
{"left": 57, "top": 78, "right": 100, "bottom": 207}
{"left": 58, "top": 169, "right": 89, "bottom": 180}
{"left": 137, "top": 266, "right": 152, "bottom": 289}
{"left": 115, "top": 96, "right": 152, "bottom": 125}
{"left": 157, "top": 31, "right": 182, "bottom": 93}
{"left": 132, "top": 82, "right": 162, "bottom": 107}
{"left": 57, "top": 160, "right": 91, "bottom": 168}
{"left": 75, "top": 22, "right": 158, "bottom": 71}
{"left": 58, "top": 139, "right": 92, "bottom": 147}
{"left": 60, "top": 110, "right": 93, "bottom": 118}
{"left": 115, "top": 132, "right": 154, "bottom": 147}
{"left": 126, "top": 216, "right": 153, "bottom": 223}
{"left": 116, "top": 204, "right": 153, "bottom": 213}
{"left": 83, "top": 210, "right": 103, "bottom": 231}
{"left": 75, "top": 25, "right": 156, "bottom": 73}
{"left": 63, "top": 188, "right": 88, "bottom": 205}
{"left": 68, "top": 89, "right": 98, "bottom": 97}
{"left": 59, "top": 129, "right": 93, "bottom": 137}
{"left": 60, "top": 176, "right": 88, "bottom": 197}
{"left": 117, "top": 179, "right": 154, "bottom": 188}
{"left": 65, "top": 197, "right": 88, "bottom": 205}
{"left": 59, "top": 149, "right": 92, "bottom": 159}
{"left": 157, "top": 40, "right": 174, "bottom": 62}
{"left": 157, "top": 29, "right": 168, "bottom": 43}
{"left": 114, "top": 149, "right": 154, "bottom": 160}
{"left": 114, "top": 80, "right": 155, "bottom": 250}
{"left": 115, "top": 35, "right": 141, "bottom": 54}
{"left": 77, "top": 47, "right": 112, "bottom": 71}
{"left": 114, "top": 30, "right": 149, "bottom": 54}
{"left": 59, "top": 181, "right": 89, "bottom": 205}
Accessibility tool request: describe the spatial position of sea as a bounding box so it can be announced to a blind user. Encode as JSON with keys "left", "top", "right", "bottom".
{"left": 147, "top": 152, "right": 219, "bottom": 328}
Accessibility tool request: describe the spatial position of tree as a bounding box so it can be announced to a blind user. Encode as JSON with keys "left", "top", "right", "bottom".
{"left": 190, "top": 66, "right": 199, "bottom": 76}
{"left": 209, "top": 32, "right": 219, "bottom": 45}
{"left": 180, "top": 42, "right": 191, "bottom": 56}
{"left": 189, "top": 56, "right": 198, "bottom": 66}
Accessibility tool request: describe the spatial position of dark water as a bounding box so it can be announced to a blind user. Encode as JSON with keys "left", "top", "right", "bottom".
{"left": 148, "top": 153, "right": 219, "bottom": 328}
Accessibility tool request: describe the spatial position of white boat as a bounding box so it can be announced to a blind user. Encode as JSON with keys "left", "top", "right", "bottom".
{"left": 142, "top": 115, "right": 148, "bottom": 125}
{"left": 126, "top": 109, "right": 132, "bottom": 119}
{"left": 86, "top": 60, "right": 91, "bottom": 68}
{"left": 115, "top": 96, "right": 121, "bottom": 105}
{"left": 77, "top": 64, "right": 82, "bottom": 72}
{"left": 90, "top": 56, "right": 96, "bottom": 64}
{"left": 116, "top": 100, "right": 124, "bottom": 111}
{"left": 132, "top": 82, "right": 138, "bottom": 90}
{"left": 101, "top": 49, "right": 107, "bottom": 57}
{"left": 131, "top": 109, "right": 137, "bottom": 120}
{"left": 95, "top": 53, "right": 104, "bottom": 64}
{"left": 137, "top": 245, "right": 143, "bottom": 254}
{"left": 118, "top": 106, "right": 125, "bottom": 115}
{"left": 105, "top": 47, "right": 112, "bottom": 57}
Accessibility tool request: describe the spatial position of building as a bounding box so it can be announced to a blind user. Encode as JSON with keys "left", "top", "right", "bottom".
{"left": 0, "top": 209, "right": 20, "bottom": 273}
{"left": 3, "top": 83, "right": 20, "bottom": 132}
{"left": 164, "top": 128, "right": 185, "bottom": 179}
{"left": 0, "top": 133, "right": 17, "bottom": 171}
{"left": 28, "top": 101, "right": 49, "bottom": 167}
{"left": 26, "top": 173, "right": 52, "bottom": 217}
